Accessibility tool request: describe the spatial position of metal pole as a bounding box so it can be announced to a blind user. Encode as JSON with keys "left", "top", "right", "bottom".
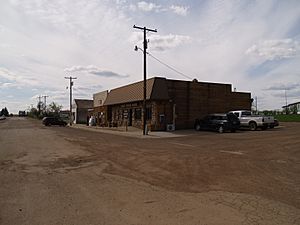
{"left": 70, "top": 79, "right": 72, "bottom": 125}
{"left": 143, "top": 27, "right": 147, "bottom": 135}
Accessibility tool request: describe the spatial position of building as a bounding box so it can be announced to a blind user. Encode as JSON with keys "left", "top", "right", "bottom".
{"left": 72, "top": 99, "right": 93, "bottom": 124}
{"left": 92, "top": 90, "right": 109, "bottom": 126}
{"left": 282, "top": 101, "right": 300, "bottom": 114}
{"left": 101, "top": 77, "right": 251, "bottom": 130}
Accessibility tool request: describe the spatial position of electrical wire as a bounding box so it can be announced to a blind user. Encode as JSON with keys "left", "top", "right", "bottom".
{"left": 147, "top": 52, "right": 194, "bottom": 80}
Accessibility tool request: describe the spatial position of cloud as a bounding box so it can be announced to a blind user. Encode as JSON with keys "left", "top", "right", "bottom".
{"left": 246, "top": 39, "right": 300, "bottom": 61}
{"left": 64, "top": 65, "right": 128, "bottom": 78}
{"left": 130, "top": 32, "right": 191, "bottom": 51}
{"left": 137, "top": 1, "right": 162, "bottom": 12}
{"left": 150, "top": 34, "right": 191, "bottom": 51}
{"left": 129, "top": 2, "right": 188, "bottom": 16}
{"left": 170, "top": 5, "right": 188, "bottom": 16}
{"left": 265, "top": 82, "right": 300, "bottom": 91}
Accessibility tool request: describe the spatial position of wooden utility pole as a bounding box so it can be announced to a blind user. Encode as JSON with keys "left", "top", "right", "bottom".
{"left": 65, "top": 76, "right": 77, "bottom": 126}
{"left": 133, "top": 25, "right": 157, "bottom": 135}
{"left": 42, "top": 95, "right": 49, "bottom": 111}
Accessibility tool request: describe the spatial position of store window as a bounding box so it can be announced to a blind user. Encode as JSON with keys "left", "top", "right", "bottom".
{"left": 146, "top": 107, "right": 152, "bottom": 120}
{"left": 134, "top": 108, "right": 141, "bottom": 120}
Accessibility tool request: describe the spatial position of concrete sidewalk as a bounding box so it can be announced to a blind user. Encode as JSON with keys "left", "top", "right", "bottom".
{"left": 70, "top": 124, "right": 190, "bottom": 138}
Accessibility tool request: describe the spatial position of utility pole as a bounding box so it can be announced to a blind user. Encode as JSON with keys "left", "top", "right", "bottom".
{"left": 133, "top": 25, "right": 157, "bottom": 135}
{"left": 65, "top": 76, "right": 77, "bottom": 126}
{"left": 37, "top": 95, "right": 42, "bottom": 115}
{"left": 255, "top": 96, "right": 258, "bottom": 114}
{"left": 285, "top": 89, "right": 288, "bottom": 114}
{"left": 42, "top": 95, "right": 49, "bottom": 112}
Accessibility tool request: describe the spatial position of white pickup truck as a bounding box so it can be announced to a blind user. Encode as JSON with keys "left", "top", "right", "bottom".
{"left": 230, "top": 110, "right": 275, "bottom": 131}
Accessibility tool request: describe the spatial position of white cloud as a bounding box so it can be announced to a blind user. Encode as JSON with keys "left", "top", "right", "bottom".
{"left": 130, "top": 32, "right": 191, "bottom": 51}
{"left": 170, "top": 5, "right": 188, "bottom": 16}
{"left": 137, "top": 1, "right": 162, "bottom": 12}
{"left": 129, "top": 2, "right": 188, "bottom": 15}
{"left": 265, "top": 82, "right": 300, "bottom": 91}
{"left": 246, "top": 39, "right": 300, "bottom": 61}
{"left": 64, "top": 65, "right": 128, "bottom": 78}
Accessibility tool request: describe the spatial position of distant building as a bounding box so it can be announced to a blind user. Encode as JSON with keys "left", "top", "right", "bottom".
{"left": 92, "top": 90, "right": 108, "bottom": 126}
{"left": 72, "top": 99, "right": 93, "bottom": 124}
{"left": 96, "top": 77, "right": 251, "bottom": 131}
{"left": 282, "top": 101, "right": 300, "bottom": 114}
{"left": 18, "top": 111, "right": 26, "bottom": 117}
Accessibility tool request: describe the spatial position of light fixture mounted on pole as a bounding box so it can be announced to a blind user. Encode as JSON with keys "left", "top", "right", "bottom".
{"left": 133, "top": 25, "right": 157, "bottom": 135}
{"left": 65, "top": 76, "right": 77, "bottom": 126}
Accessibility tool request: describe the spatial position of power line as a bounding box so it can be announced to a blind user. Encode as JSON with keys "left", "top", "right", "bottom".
{"left": 147, "top": 52, "right": 193, "bottom": 80}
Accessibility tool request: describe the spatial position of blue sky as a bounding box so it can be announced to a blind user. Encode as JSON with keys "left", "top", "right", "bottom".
{"left": 0, "top": 0, "right": 300, "bottom": 113}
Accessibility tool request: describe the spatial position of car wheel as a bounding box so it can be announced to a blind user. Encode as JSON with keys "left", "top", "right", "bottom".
{"left": 249, "top": 122, "right": 257, "bottom": 131}
{"left": 48, "top": 123, "right": 52, "bottom": 126}
{"left": 269, "top": 125, "right": 274, "bottom": 129}
{"left": 195, "top": 123, "right": 201, "bottom": 131}
{"left": 218, "top": 126, "right": 224, "bottom": 133}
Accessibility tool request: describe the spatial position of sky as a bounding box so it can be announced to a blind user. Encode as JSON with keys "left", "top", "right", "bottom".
{"left": 0, "top": 0, "right": 300, "bottom": 113}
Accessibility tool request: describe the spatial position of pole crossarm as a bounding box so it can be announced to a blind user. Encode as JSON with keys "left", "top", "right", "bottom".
{"left": 133, "top": 25, "right": 157, "bottom": 135}
{"left": 133, "top": 25, "right": 157, "bottom": 33}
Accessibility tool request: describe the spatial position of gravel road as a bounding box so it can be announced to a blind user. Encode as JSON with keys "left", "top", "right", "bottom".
{"left": 0, "top": 117, "right": 299, "bottom": 225}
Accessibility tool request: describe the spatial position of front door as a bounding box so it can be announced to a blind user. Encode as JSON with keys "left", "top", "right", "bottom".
{"left": 128, "top": 109, "right": 132, "bottom": 126}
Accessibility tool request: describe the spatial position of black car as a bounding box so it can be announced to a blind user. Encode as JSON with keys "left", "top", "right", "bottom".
{"left": 194, "top": 113, "right": 240, "bottom": 133}
{"left": 42, "top": 117, "right": 67, "bottom": 126}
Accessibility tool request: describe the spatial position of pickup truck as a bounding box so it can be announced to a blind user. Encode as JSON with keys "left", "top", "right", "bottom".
{"left": 229, "top": 110, "right": 275, "bottom": 131}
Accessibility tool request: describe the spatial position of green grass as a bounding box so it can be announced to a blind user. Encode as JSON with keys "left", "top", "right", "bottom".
{"left": 275, "top": 114, "right": 300, "bottom": 122}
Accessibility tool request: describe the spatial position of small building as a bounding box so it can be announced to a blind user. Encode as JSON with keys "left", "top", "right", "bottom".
{"left": 92, "top": 90, "right": 109, "bottom": 126}
{"left": 72, "top": 99, "right": 93, "bottom": 124}
{"left": 102, "top": 77, "right": 251, "bottom": 130}
{"left": 282, "top": 101, "right": 300, "bottom": 114}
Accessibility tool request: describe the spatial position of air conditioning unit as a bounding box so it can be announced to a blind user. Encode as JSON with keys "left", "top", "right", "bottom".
{"left": 167, "top": 124, "right": 175, "bottom": 131}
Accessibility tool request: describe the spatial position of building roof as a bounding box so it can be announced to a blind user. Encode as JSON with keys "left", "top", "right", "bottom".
{"left": 104, "top": 77, "right": 169, "bottom": 105}
{"left": 74, "top": 99, "right": 93, "bottom": 109}
{"left": 282, "top": 101, "right": 300, "bottom": 108}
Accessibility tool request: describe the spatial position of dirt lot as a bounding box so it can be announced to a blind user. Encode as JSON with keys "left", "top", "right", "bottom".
{"left": 0, "top": 117, "right": 299, "bottom": 225}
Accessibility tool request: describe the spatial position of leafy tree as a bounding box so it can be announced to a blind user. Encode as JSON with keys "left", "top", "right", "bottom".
{"left": 0, "top": 107, "right": 9, "bottom": 116}
{"left": 46, "top": 102, "right": 62, "bottom": 117}
{"left": 292, "top": 105, "right": 298, "bottom": 114}
{"left": 27, "top": 107, "right": 39, "bottom": 118}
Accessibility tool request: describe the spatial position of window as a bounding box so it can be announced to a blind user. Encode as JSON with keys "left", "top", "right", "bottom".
{"left": 241, "top": 111, "right": 251, "bottom": 117}
{"left": 134, "top": 108, "right": 141, "bottom": 120}
{"left": 146, "top": 107, "right": 152, "bottom": 120}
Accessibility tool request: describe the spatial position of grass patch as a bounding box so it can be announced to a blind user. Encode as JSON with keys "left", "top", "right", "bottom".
{"left": 275, "top": 114, "right": 300, "bottom": 122}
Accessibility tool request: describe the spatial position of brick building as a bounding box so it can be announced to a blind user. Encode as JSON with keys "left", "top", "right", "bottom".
{"left": 101, "top": 77, "right": 251, "bottom": 131}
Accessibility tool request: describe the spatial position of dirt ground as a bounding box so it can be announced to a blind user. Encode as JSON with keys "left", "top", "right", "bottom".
{"left": 0, "top": 117, "right": 299, "bottom": 225}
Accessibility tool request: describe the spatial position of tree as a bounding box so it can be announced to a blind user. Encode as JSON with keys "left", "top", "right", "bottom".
{"left": 1, "top": 107, "right": 9, "bottom": 116}
{"left": 47, "top": 102, "right": 62, "bottom": 117}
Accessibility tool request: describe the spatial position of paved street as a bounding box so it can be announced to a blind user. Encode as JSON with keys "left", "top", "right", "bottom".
{"left": 0, "top": 117, "right": 299, "bottom": 225}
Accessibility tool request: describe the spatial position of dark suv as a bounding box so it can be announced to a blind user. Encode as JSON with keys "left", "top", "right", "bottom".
{"left": 194, "top": 113, "right": 240, "bottom": 133}
{"left": 42, "top": 117, "right": 67, "bottom": 126}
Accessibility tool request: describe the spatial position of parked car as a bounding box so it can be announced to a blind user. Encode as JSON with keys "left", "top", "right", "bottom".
{"left": 274, "top": 119, "right": 279, "bottom": 127}
{"left": 229, "top": 110, "right": 275, "bottom": 131}
{"left": 0, "top": 116, "right": 6, "bottom": 120}
{"left": 194, "top": 113, "right": 240, "bottom": 133}
{"left": 42, "top": 117, "right": 67, "bottom": 126}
